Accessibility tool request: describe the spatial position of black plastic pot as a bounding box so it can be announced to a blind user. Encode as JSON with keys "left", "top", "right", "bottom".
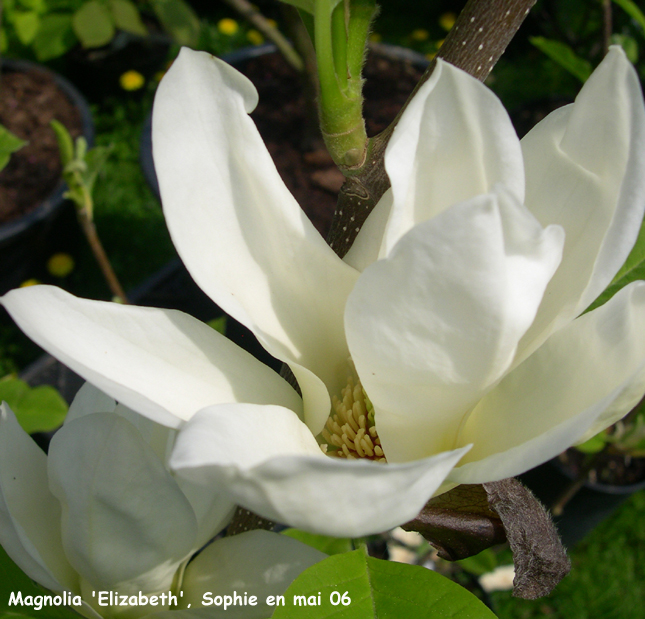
{"left": 519, "top": 458, "right": 645, "bottom": 547}
{"left": 0, "top": 59, "right": 94, "bottom": 295}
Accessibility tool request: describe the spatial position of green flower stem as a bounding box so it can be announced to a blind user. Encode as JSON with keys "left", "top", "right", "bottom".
{"left": 314, "top": 0, "right": 368, "bottom": 168}
{"left": 346, "top": 0, "right": 376, "bottom": 79}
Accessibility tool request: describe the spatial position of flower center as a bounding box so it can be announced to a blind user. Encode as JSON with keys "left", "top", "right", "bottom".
{"left": 318, "top": 376, "right": 386, "bottom": 462}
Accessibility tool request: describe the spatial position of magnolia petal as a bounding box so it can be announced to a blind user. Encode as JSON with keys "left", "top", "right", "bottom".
{"left": 65, "top": 382, "right": 116, "bottom": 424}
{"left": 170, "top": 403, "right": 469, "bottom": 537}
{"left": 2, "top": 285, "right": 301, "bottom": 428}
{"left": 179, "top": 530, "right": 326, "bottom": 618}
{"left": 48, "top": 413, "right": 198, "bottom": 593}
{"left": 517, "top": 47, "right": 645, "bottom": 362}
{"left": 0, "top": 404, "right": 77, "bottom": 593}
{"left": 346, "top": 189, "right": 563, "bottom": 462}
{"left": 381, "top": 58, "right": 525, "bottom": 256}
{"left": 452, "top": 281, "right": 645, "bottom": 483}
{"left": 153, "top": 48, "right": 358, "bottom": 404}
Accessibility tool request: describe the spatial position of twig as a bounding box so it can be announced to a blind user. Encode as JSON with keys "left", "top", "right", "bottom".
{"left": 220, "top": 0, "right": 304, "bottom": 72}
{"left": 327, "top": 0, "right": 538, "bottom": 258}
{"left": 76, "top": 197, "right": 129, "bottom": 304}
{"left": 602, "top": 0, "right": 612, "bottom": 56}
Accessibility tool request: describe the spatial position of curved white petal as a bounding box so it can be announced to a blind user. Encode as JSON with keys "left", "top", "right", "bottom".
{"left": 346, "top": 189, "right": 563, "bottom": 463}
{"left": 65, "top": 386, "right": 235, "bottom": 588}
{"left": 66, "top": 382, "right": 116, "bottom": 424}
{"left": 48, "top": 413, "right": 198, "bottom": 593}
{"left": 0, "top": 404, "right": 77, "bottom": 593}
{"left": 517, "top": 47, "right": 645, "bottom": 362}
{"left": 1, "top": 286, "right": 302, "bottom": 428}
{"left": 452, "top": 281, "right": 645, "bottom": 484}
{"left": 153, "top": 48, "right": 359, "bottom": 407}
{"left": 179, "top": 531, "right": 326, "bottom": 618}
{"left": 381, "top": 58, "right": 525, "bottom": 256}
{"left": 170, "top": 403, "right": 469, "bottom": 537}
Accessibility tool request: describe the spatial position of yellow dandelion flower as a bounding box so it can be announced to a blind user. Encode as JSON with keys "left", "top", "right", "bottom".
{"left": 218, "top": 18, "right": 239, "bottom": 36}
{"left": 47, "top": 253, "right": 75, "bottom": 278}
{"left": 119, "top": 70, "right": 145, "bottom": 91}
{"left": 20, "top": 279, "right": 41, "bottom": 287}
{"left": 439, "top": 12, "right": 456, "bottom": 31}
{"left": 411, "top": 29, "right": 429, "bottom": 42}
{"left": 425, "top": 52, "right": 436, "bottom": 61}
{"left": 247, "top": 29, "right": 264, "bottom": 45}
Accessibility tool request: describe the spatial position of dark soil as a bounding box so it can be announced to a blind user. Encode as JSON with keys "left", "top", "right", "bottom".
{"left": 239, "top": 47, "right": 426, "bottom": 237}
{"left": 0, "top": 66, "right": 83, "bottom": 225}
{"left": 560, "top": 448, "right": 645, "bottom": 487}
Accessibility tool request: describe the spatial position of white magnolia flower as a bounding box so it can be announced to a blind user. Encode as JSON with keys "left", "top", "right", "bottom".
{"left": 3, "top": 46, "right": 645, "bottom": 537}
{"left": 0, "top": 383, "right": 324, "bottom": 618}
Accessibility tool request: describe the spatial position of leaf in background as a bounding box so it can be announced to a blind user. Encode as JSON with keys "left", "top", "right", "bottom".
{"left": 0, "top": 378, "right": 68, "bottom": 434}
{"left": 0, "top": 546, "right": 83, "bottom": 618}
{"left": 206, "top": 316, "right": 227, "bottom": 335}
{"left": 529, "top": 36, "right": 593, "bottom": 82}
{"left": 272, "top": 548, "right": 497, "bottom": 618}
{"left": 612, "top": 0, "right": 645, "bottom": 36}
{"left": 587, "top": 218, "right": 645, "bottom": 312}
{"left": 281, "top": 529, "right": 354, "bottom": 555}
{"left": 32, "top": 13, "right": 75, "bottom": 60}
{"left": 108, "top": 0, "right": 147, "bottom": 36}
{"left": 0, "top": 125, "right": 27, "bottom": 172}
{"left": 575, "top": 431, "right": 608, "bottom": 454}
{"left": 73, "top": 0, "right": 115, "bottom": 48}
{"left": 149, "top": 0, "right": 200, "bottom": 47}
{"left": 457, "top": 548, "right": 499, "bottom": 577}
{"left": 50, "top": 119, "right": 75, "bottom": 167}
{"left": 11, "top": 10, "right": 40, "bottom": 45}
{"left": 610, "top": 34, "right": 639, "bottom": 63}
{"left": 84, "top": 144, "right": 113, "bottom": 195}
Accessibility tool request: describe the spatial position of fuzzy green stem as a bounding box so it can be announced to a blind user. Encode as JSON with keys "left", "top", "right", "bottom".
{"left": 314, "top": 0, "right": 368, "bottom": 167}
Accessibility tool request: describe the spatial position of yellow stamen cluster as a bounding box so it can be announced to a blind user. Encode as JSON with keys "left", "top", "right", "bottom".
{"left": 319, "top": 377, "right": 386, "bottom": 462}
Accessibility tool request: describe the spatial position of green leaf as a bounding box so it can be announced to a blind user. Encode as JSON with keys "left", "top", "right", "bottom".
{"left": 149, "top": 0, "right": 200, "bottom": 47}
{"left": 529, "top": 36, "right": 593, "bottom": 82}
{"left": 50, "top": 120, "right": 75, "bottom": 167}
{"left": 11, "top": 10, "right": 40, "bottom": 44}
{"left": 0, "top": 125, "right": 27, "bottom": 172}
{"left": 83, "top": 144, "right": 112, "bottom": 195}
{"left": 32, "top": 13, "right": 75, "bottom": 60}
{"left": 575, "top": 432, "right": 609, "bottom": 454}
{"left": 587, "top": 218, "right": 645, "bottom": 312}
{"left": 206, "top": 316, "right": 227, "bottom": 335}
{"left": 0, "top": 378, "right": 68, "bottom": 434}
{"left": 108, "top": 0, "right": 147, "bottom": 36}
{"left": 0, "top": 547, "right": 83, "bottom": 618}
{"left": 72, "top": 0, "right": 115, "bottom": 48}
{"left": 272, "top": 549, "right": 497, "bottom": 618}
{"left": 612, "top": 0, "right": 645, "bottom": 35}
{"left": 0, "top": 546, "right": 43, "bottom": 612}
{"left": 281, "top": 529, "right": 354, "bottom": 556}
{"left": 610, "top": 34, "right": 639, "bottom": 63}
{"left": 457, "top": 548, "right": 499, "bottom": 577}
